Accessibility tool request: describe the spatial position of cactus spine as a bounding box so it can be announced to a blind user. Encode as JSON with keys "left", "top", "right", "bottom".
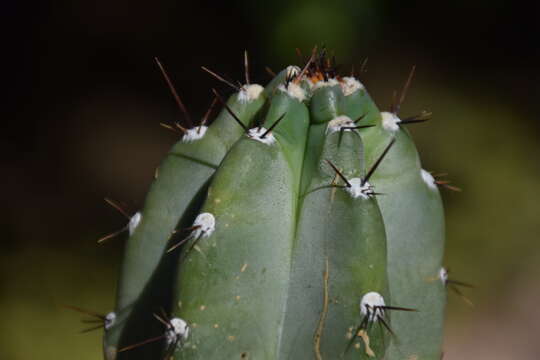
{"left": 101, "top": 51, "right": 448, "bottom": 360}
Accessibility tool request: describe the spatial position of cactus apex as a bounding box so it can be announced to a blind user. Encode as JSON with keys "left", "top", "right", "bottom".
{"left": 94, "top": 49, "right": 454, "bottom": 360}
{"left": 238, "top": 84, "right": 264, "bottom": 103}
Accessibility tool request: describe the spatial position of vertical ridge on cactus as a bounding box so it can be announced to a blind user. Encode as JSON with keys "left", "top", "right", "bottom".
{"left": 343, "top": 69, "right": 446, "bottom": 359}
{"left": 100, "top": 49, "right": 450, "bottom": 360}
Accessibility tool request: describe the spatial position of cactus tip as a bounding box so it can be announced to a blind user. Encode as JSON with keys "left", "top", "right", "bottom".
{"left": 278, "top": 82, "right": 306, "bottom": 102}
{"left": 340, "top": 76, "right": 364, "bottom": 96}
{"left": 421, "top": 169, "right": 438, "bottom": 190}
{"left": 381, "top": 111, "right": 401, "bottom": 132}
{"left": 193, "top": 212, "right": 216, "bottom": 239}
{"left": 98, "top": 207, "right": 139, "bottom": 243}
{"left": 285, "top": 65, "right": 301, "bottom": 78}
{"left": 167, "top": 212, "right": 215, "bottom": 253}
{"left": 166, "top": 317, "right": 190, "bottom": 345}
{"left": 360, "top": 292, "right": 386, "bottom": 322}
{"left": 312, "top": 78, "right": 339, "bottom": 90}
{"left": 439, "top": 267, "right": 448, "bottom": 284}
{"left": 248, "top": 127, "right": 276, "bottom": 145}
{"left": 182, "top": 126, "right": 209, "bottom": 143}
{"left": 104, "top": 312, "right": 116, "bottom": 330}
{"left": 128, "top": 212, "right": 142, "bottom": 235}
{"left": 326, "top": 115, "right": 355, "bottom": 134}
{"left": 345, "top": 178, "right": 375, "bottom": 199}
{"left": 238, "top": 84, "right": 264, "bottom": 103}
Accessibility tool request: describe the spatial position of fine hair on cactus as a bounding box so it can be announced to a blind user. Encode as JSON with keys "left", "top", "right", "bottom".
{"left": 72, "top": 47, "right": 470, "bottom": 360}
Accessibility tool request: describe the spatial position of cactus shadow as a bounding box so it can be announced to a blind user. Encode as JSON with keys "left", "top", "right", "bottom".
{"left": 115, "top": 180, "right": 210, "bottom": 360}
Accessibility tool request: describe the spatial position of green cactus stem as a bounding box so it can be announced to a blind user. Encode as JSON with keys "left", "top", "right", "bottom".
{"left": 99, "top": 50, "right": 450, "bottom": 360}
{"left": 340, "top": 68, "right": 446, "bottom": 359}
{"left": 104, "top": 59, "right": 266, "bottom": 359}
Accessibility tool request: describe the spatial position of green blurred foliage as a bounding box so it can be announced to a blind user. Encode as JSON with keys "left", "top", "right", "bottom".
{"left": 0, "top": 242, "right": 118, "bottom": 359}
{"left": 245, "top": 0, "right": 382, "bottom": 63}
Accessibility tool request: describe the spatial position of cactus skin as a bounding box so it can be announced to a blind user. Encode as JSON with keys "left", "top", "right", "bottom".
{"left": 105, "top": 88, "right": 265, "bottom": 358}
{"left": 103, "top": 52, "right": 448, "bottom": 360}
{"left": 173, "top": 91, "right": 309, "bottom": 359}
{"left": 278, "top": 84, "right": 390, "bottom": 359}
{"left": 282, "top": 131, "right": 390, "bottom": 359}
{"left": 365, "top": 123, "right": 445, "bottom": 360}
{"left": 341, "top": 82, "right": 446, "bottom": 358}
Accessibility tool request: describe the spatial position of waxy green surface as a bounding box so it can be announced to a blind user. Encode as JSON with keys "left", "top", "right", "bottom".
{"left": 172, "top": 92, "right": 309, "bottom": 359}
{"left": 106, "top": 67, "right": 448, "bottom": 360}
{"left": 106, "top": 90, "right": 265, "bottom": 359}
{"left": 342, "top": 84, "right": 446, "bottom": 360}
{"left": 282, "top": 128, "right": 390, "bottom": 360}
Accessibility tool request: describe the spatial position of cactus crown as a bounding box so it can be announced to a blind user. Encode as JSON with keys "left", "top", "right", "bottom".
{"left": 79, "top": 48, "right": 462, "bottom": 360}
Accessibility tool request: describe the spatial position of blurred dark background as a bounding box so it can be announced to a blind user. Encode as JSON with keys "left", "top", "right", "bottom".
{"left": 2, "top": 1, "right": 539, "bottom": 359}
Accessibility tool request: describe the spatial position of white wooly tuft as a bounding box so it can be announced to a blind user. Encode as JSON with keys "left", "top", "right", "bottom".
{"left": 286, "top": 65, "right": 301, "bottom": 78}
{"left": 312, "top": 78, "right": 339, "bottom": 90}
{"left": 439, "top": 267, "right": 449, "bottom": 284}
{"left": 278, "top": 82, "right": 306, "bottom": 102}
{"left": 360, "top": 292, "right": 386, "bottom": 322}
{"left": 381, "top": 111, "right": 401, "bottom": 132}
{"left": 345, "top": 178, "right": 374, "bottom": 199}
{"left": 128, "top": 212, "right": 142, "bottom": 235}
{"left": 326, "top": 115, "right": 355, "bottom": 134}
{"left": 166, "top": 317, "right": 189, "bottom": 346}
{"left": 104, "top": 312, "right": 116, "bottom": 330}
{"left": 182, "top": 126, "right": 208, "bottom": 143}
{"left": 191, "top": 212, "right": 215, "bottom": 239}
{"left": 247, "top": 127, "right": 276, "bottom": 145}
{"left": 237, "top": 84, "right": 264, "bottom": 103}
{"left": 421, "top": 169, "right": 438, "bottom": 189}
{"left": 340, "top": 76, "right": 364, "bottom": 96}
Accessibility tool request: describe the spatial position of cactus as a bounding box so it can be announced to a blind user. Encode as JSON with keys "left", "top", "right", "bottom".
{"left": 100, "top": 50, "right": 450, "bottom": 360}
